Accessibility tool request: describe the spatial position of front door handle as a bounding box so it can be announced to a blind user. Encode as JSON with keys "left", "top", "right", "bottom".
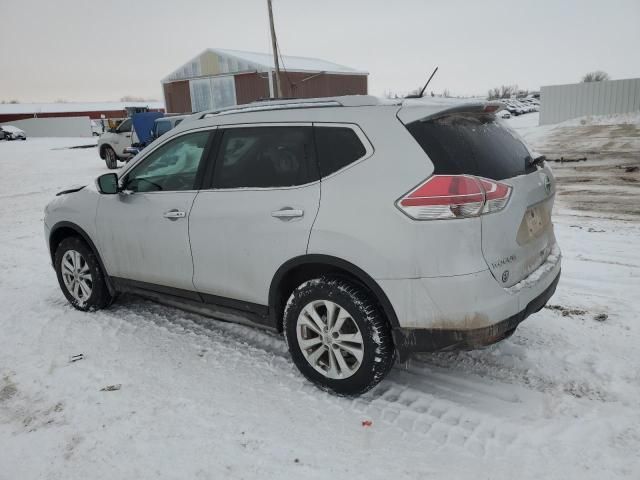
{"left": 271, "top": 208, "right": 304, "bottom": 219}
{"left": 163, "top": 209, "right": 186, "bottom": 220}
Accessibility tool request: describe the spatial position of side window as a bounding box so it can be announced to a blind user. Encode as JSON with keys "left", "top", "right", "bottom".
{"left": 155, "top": 120, "right": 172, "bottom": 137}
{"left": 314, "top": 126, "right": 367, "bottom": 177}
{"left": 212, "top": 126, "right": 317, "bottom": 189}
{"left": 117, "top": 118, "right": 132, "bottom": 133}
{"left": 124, "top": 130, "right": 210, "bottom": 193}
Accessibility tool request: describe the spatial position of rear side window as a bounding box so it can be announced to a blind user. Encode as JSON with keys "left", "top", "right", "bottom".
{"left": 405, "top": 114, "right": 535, "bottom": 180}
{"left": 213, "top": 126, "right": 317, "bottom": 189}
{"left": 314, "top": 126, "right": 366, "bottom": 177}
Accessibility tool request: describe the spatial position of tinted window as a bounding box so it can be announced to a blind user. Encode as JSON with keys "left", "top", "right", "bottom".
{"left": 155, "top": 120, "right": 172, "bottom": 137}
{"left": 213, "top": 127, "right": 317, "bottom": 188}
{"left": 125, "top": 131, "right": 210, "bottom": 192}
{"left": 405, "top": 114, "right": 535, "bottom": 180}
{"left": 117, "top": 119, "right": 132, "bottom": 133}
{"left": 314, "top": 126, "right": 366, "bottom": 177}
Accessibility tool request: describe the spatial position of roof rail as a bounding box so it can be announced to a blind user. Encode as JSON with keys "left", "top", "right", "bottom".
{"left": 195, "top": 95, "right": 392, "bottom": 119}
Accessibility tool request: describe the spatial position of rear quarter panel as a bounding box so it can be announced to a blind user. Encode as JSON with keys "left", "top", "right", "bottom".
{"left": 307, "top": 108, "right": 488, "bottom": 280}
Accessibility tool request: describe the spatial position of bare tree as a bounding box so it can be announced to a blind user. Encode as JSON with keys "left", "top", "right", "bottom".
{"left": 487, "top": 87, "right": 501, "bottom": 100}
{"left": 582, "top": 71, "right": 610, "bottom": 82}
{"left": 120, "top": 95, "right": 158, "bottom": 102}
{"left": 487, "top": 85, "right": 519, "bottom": 100}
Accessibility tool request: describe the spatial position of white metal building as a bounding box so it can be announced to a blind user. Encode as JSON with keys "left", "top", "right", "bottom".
{"left": 539, "top": 78, "right": 640, "bottom": 125}
{"left": 161, "top": 49, "right": 368, "bottom": 113}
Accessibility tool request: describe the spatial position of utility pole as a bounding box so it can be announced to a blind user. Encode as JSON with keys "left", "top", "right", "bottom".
{"left": 267, "top": 0, "right": 282, "bottom": 98}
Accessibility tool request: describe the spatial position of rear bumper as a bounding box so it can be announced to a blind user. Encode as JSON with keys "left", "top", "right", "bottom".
{"left": 392, "top": 270, "right": 560, "bottom": 361}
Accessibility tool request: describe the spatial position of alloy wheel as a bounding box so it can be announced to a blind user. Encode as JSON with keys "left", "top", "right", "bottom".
{"left": 296, "top": 300, "right": 364, "bottom": 379}
{"left": 61, "top": 250, "right": 93, "bottom": 303}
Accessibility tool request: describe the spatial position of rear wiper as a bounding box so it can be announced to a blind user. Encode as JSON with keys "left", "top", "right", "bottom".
{"left": 528, "top": 155, "right": 546, "bottom": 168}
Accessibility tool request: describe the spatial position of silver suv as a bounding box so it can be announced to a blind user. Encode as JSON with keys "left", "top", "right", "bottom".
{"left": 44, "top": 96, "right": 561, "bottom": 396}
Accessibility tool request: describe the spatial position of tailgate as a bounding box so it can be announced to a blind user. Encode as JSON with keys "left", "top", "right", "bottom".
{"left": 481, "top": 165, "right": 557, "bottom": 287}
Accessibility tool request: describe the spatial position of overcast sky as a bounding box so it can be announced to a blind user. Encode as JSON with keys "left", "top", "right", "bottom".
{"left": 1, "top": 0, "right": 639, "bottom": 103}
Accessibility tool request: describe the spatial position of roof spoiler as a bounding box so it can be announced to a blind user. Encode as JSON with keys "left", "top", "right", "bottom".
{"left": 397, "top": 101, "right": 504, "bottom": 124}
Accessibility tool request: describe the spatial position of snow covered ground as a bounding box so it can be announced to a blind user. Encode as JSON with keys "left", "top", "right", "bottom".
{"left": 1, "top": 134, "right": 639, "bottom": 479}
{"left": 506, "top": 112, "right": 640, "bottom": 218}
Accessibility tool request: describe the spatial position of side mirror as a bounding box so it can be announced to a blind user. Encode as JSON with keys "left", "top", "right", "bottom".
{"left": 97, "top": 173, "right": 119, "bottom": 194}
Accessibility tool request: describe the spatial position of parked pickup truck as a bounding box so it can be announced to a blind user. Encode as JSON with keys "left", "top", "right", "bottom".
{"left": 97, "top": 118, "right": 138, "bottom": 169}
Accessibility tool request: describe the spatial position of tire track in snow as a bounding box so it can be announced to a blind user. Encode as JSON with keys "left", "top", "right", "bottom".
{"left": 93, "top": 295, "right": 549, "bottom": 459}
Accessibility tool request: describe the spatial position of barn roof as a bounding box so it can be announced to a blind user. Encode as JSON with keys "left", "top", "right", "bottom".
{"left": 162, "top": 48, "right": 368, "bottom": 83}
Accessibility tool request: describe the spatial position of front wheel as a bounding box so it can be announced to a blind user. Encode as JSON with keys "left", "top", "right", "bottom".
{"left": 54, "top": 236, "right": 112, "bottom": 311}
{"left": 284, "top": 276, "right": 395, "bottom": 396}
{"left": 104, "top": 146, "right": 117, "bottom": 169}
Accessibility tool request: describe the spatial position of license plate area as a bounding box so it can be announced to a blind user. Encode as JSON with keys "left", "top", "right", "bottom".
{"left": 517, "top": 201, "right": 552, "bottom": 245}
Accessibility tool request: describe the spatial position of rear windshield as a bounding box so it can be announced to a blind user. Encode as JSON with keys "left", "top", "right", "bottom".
{"left": 405, "top": 113, "right": 535, "bottom": 180}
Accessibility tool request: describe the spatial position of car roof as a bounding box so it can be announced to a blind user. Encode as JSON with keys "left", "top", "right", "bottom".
{"left": 172, "top": 95, "right": 499, "bottom": 132}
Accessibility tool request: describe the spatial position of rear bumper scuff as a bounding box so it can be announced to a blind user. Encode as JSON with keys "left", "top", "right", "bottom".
{"left": 392, "top": 269, "right": 561, "bottom": 361}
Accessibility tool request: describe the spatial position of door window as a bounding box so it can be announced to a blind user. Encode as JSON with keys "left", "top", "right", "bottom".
{"left": 212, "top": 126, "right": 317, "bottom": 189}
{"left": 124, "top": 130, "right": 210, "bottom": 192}
{"left": 117, "top": 119, "right": 132, "bottom": 133}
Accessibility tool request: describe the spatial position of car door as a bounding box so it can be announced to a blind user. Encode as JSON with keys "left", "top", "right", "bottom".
{"left": 96, "top": 128, "right": 214, "bottom": 294}
{"left": 189, "top": 124, "right": 320, "bottom": 307}
{"left": 112, "top": 118, "right": 133, "bottom": 156}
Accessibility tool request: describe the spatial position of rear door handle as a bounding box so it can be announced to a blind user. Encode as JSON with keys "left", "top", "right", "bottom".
{"left": 271, "top": 208, "right": 304, "bottom": 219}
{"left": 163, "top": 209, "right": 186, "bottom": 220}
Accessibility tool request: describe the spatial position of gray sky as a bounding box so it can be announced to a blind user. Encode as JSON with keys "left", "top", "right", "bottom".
{"left": 1, "top": 0, "right": 639, "bottom": 103}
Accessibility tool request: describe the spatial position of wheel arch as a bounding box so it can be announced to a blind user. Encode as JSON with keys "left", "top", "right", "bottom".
{"left": 99, "top": 143, "right": 115, "bottom": 159}
{"left": 269, "top": 254, "right": 400, "bottom": 332}
{"left": 49, "top": 221, "right": 115, "bottom": 295}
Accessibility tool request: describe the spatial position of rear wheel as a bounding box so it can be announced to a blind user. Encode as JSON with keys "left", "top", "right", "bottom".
{"left": 104, "top": 146, "right": 117, "bottom": 169}
{"left": 54, "top": 237, "right": 112, "bottom": 311}
{"left": 284, "top": 276, "right": 395, "bottom": 396}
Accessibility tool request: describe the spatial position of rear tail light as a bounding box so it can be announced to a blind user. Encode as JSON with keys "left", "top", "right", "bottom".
{"left": 396, "top": 175, "right": 512, "bottom": 220}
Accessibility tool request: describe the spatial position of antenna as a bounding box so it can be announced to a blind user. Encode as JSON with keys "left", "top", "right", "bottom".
{"left": 406, "top": 66, "right": 439, "bottom": 98}
{"left": 267, "top": 0, "right": 283, "bottom": 98}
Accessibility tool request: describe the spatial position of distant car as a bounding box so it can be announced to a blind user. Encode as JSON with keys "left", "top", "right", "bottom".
{"left": 97, "top": 118, "right": 137, "bottom": 169}
{"left": 0, "top": 125, "right": 27, "bottom": 140}
{"left": 514, "top": 100, "right": 535, "bottom": 113}
{"left": 151, "top": 115, "right": 188, "bottom": 140}
{"left": 498, "top": 109, "right": 511, "bottom": 119}
{"left": 521, "top": 99, "right": 540, "bottom": 111}
{"left": 123, "top": 114, "right": 191, "bottom": 157}
{"left": 503, "top": 102, "right": 524, "bottom": 116}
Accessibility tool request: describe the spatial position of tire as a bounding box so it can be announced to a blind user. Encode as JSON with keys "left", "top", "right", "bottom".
{"left": 104, "top": 146, "right": 117, "bottom": 169}
{"left": 284, "top": 276, "right": 395, "bottom": 396}
{"left": 54, "top": 236, "right": 112, "bottom": 311}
